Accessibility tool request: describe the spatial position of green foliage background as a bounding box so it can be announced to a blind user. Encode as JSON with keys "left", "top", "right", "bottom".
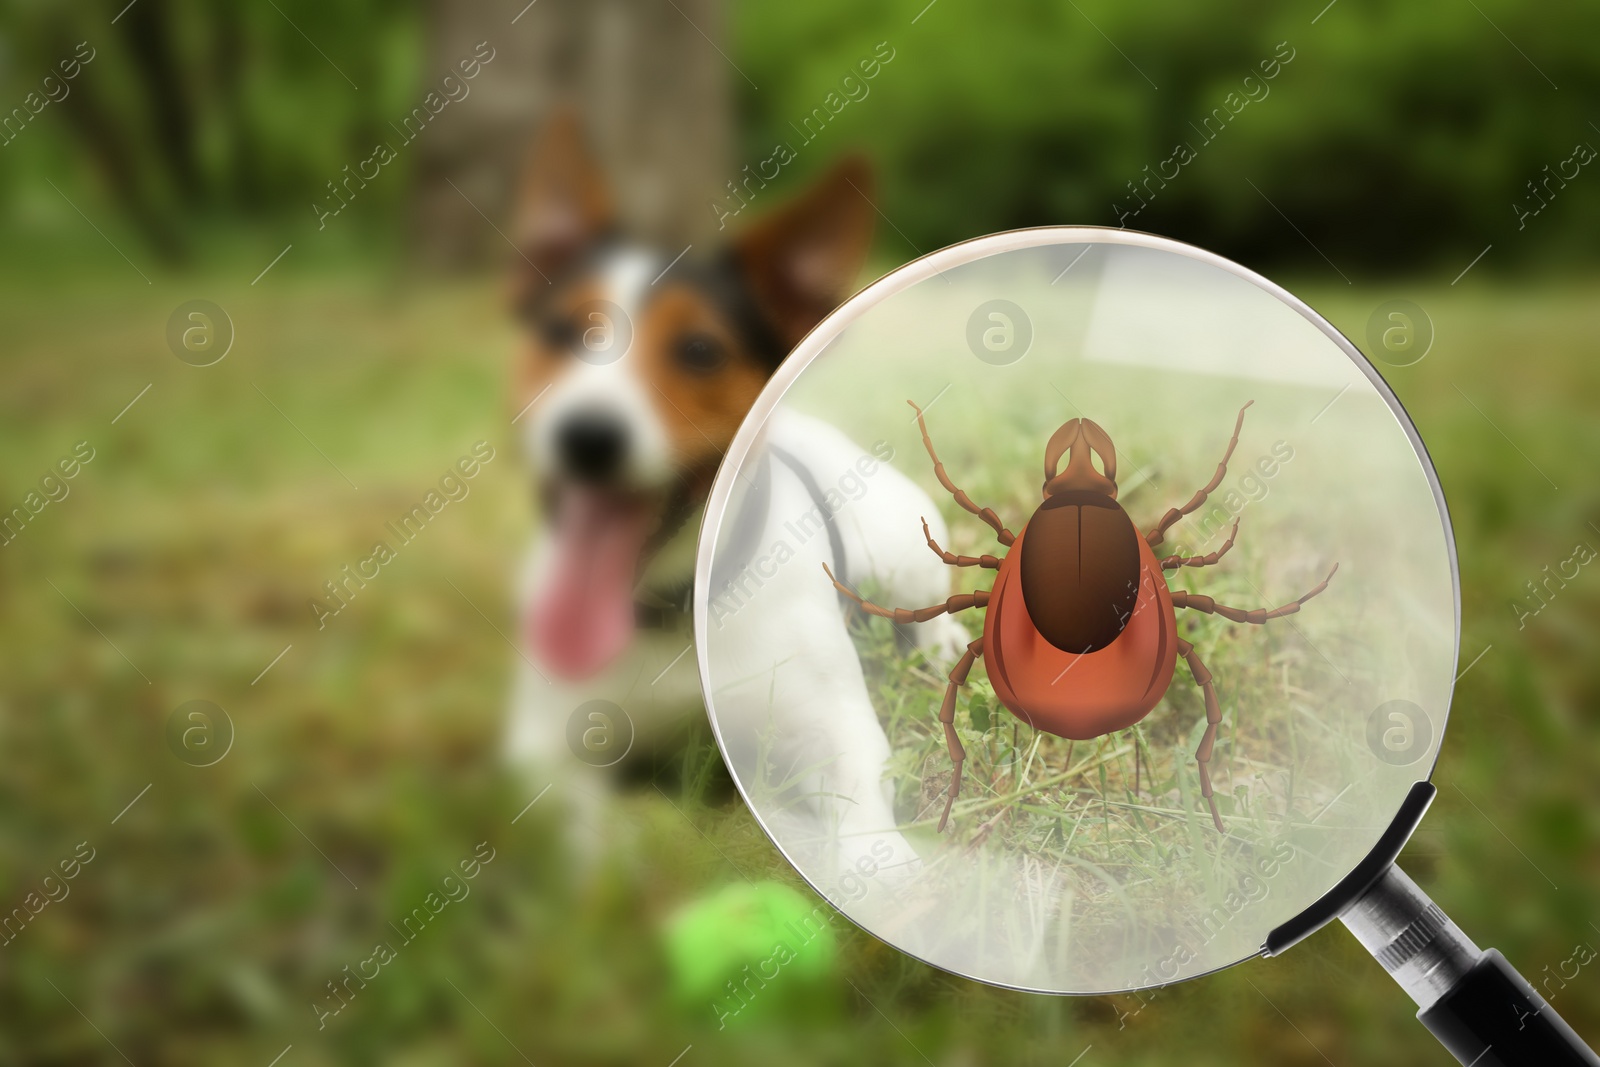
{"left": 3, "top": 0, "right": 1599, "bottom": 271}
{"left": 733, "top": 0, "right": 1600, "bottom": 271}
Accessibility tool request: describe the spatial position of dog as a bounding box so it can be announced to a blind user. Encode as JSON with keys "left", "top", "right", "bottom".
{"left": 502, "top": 115, "right": 963, "bottom": 881}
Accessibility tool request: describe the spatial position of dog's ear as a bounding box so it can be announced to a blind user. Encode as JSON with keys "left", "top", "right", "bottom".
{"left": 735, "top": 155, "right": 876, "bottom": 349}
{"left": 513, "top": 110, "right": 614, "bottom": 285}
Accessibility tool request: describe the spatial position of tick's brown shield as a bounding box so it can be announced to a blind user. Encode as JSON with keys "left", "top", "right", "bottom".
{"left": 1018, "top": 492, "right": 1142, "bottom": 654}
{"left": 986, "top": 524, "right": 1178, "bottom": 740}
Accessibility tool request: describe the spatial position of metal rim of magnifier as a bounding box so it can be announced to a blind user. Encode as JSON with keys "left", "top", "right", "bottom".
{"left": 692, "top": 225, "right": 1462, "bottom": 996}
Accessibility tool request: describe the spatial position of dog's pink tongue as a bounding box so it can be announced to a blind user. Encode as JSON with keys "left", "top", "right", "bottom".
{"left": 530, "top": 492, "right": 649, "bottom": 680}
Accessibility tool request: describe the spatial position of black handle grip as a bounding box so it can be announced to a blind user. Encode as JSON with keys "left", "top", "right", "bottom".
{"left": 1418, "top": 950, "right": 1600, "bottom": 1066}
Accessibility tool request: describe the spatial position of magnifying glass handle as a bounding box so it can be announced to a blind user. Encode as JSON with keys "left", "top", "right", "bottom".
{"left": 1342, "top": 865, "right": 1600, "bottom": 1066}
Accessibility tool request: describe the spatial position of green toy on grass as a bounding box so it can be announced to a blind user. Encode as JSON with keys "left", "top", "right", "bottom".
{"left": 663, "top": 880, "right": 839, "bottom": 1029}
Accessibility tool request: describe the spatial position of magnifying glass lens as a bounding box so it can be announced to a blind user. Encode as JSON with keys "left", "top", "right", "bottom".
{"left": 694, "top": 230, "right": 1456, "bottom": 995}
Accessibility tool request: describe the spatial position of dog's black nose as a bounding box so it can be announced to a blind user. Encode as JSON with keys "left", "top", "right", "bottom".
{"left": 556, "top": 410, "right": 630, "bottom": 482}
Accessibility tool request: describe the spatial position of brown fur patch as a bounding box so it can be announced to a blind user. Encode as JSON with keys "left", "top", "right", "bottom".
{"left": 634, "top": 285, "right": 769, "bottom": 468}
{"left": 512, "top": 280, "right": 769, "bottom": 473}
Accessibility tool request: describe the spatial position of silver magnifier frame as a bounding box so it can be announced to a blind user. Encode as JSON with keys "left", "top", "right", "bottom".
{"left": 693, "top": 225, "right": 1458, "bottom": 995}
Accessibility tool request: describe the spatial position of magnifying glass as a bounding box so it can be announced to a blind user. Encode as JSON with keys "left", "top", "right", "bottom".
{"left": 692, "top": 228, "right": 1598, "bottom": 1065}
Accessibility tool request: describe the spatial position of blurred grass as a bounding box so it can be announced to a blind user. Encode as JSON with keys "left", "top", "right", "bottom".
{"left": 0, "top": 253, "right": 1596, "bottom": 1065}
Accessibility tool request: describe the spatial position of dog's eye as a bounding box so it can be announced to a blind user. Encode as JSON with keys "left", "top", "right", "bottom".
{"left": 538, "top": 316, "right": 582, "bottom": 352}
{"left": 675, "top": 333, "right": 726, "bottom": 375}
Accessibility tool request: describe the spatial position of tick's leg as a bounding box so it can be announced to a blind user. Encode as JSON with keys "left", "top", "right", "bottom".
{"left": 938, "top": 638, "right": 984, "bottom": 833}
{"left": 823, "top": 563, "right": 990, "bottom": 623}
{"left": 1160, "top": 519, "right": 1240, "bottom": 571}
{"left": 909, "top": 400, "right": 1016, "bottom": 547}
{"left": 1171, "top": 564, "right": 1338, "bottom": 624}
{"left": 1146, "top": 401, "right": 1253, "bottom": 549}
{"left": 922, "top": 518, "right": 1001, "bottom": 569}
{"left": 1177, "top": 637, "right": 1225, "bottom": 833}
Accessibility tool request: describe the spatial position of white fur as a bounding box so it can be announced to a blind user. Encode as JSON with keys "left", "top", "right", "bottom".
{"left": 697, "top": 407, "right": 968, "bottom": 883}
{"left": 507, "top": 406, "right": 965, "bottom": 884}
{"left": 519, "top": 249, "right": 674, "bottom": 488}
{"left": 507, "top": 256, "right": 963, "bottom": 884}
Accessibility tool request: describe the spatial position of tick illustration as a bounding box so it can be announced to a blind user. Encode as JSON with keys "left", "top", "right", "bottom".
{"left": 824, "top": 400, "right": 1336, "bottom": 833}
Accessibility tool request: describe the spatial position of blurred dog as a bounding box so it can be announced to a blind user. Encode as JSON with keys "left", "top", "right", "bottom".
{"left": 502, "top": 116, "right": 962, "bottom": 877}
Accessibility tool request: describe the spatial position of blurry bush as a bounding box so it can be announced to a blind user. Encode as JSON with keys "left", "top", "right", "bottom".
{"left": 735, "top": 0, "right": 1600, "bottom": 273}
{"left": 0, "top": 0, "right": 423, "bottom": 258}
{"left": 1, "top": 0, "right": 1596, "bottom": 269}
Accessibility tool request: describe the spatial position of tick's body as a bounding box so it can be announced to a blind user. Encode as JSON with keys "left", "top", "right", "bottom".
{"left": 986, "top": 518, "right": 1177, "bottom": 740}
{"left": 825, "top": 401, "right": 1336, "bottom": 833}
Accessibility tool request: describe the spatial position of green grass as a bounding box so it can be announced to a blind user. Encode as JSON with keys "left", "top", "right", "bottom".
{"left": 0, "top": 251, "right": 1596, "bottom": 1065}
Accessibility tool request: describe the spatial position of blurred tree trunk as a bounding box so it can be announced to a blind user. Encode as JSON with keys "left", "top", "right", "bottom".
{"left": 47, "top": 28, "right": 186, "bottom": 262}
{"left": 121, "top": 0, "right": 200, "bottom": 201}
{"left": 213, "top": 2, "right": 260, "bottom": 211}
{"left": 413, "top": 0, "right": 732, "bottom": 267}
